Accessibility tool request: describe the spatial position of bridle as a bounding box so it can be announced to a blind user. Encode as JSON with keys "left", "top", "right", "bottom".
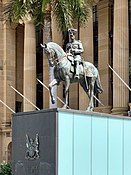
{"left": 47, "top": 48, "right": 67, "bottom": 66}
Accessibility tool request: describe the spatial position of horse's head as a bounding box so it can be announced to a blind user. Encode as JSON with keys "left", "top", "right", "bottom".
{"left": 41, "top": 42, "right": 67, "bottom": 68}
{"left": 40, "top": 43, "right": 56, "bottom": 67}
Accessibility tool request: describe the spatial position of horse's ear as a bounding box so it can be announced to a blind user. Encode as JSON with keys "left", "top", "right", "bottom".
{"left": 40, "top": 43, "right": 47, "bottom": 49}
{"left": 40, "top": 43, "right": 44, "bottom": 48}
{"left": 44, "top": 43, "right": 47, "bottom": 48}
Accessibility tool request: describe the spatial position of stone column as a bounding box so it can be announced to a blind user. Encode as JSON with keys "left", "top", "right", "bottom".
{"left": 0, "top": 21, "right": 16, "bottom": 162}
{"left": 97, "top": 0, "right": 112, "bottom": 113}
{"left": 43, "top": 8, "right": 58, "bottom": 109}
{"left": 52, "top": 15, "right": 63, "bottom": 108}
{"left": 1, "top": 22, "right": 16, "bottom": 128}
{"left": 112, "top": 0, "right": 129, "bottom": 115}
{"left": 23, "top": 20, "right": 36, "bottom": 112}
{"left": 79, "top": 9, "right": 94, "bottom": 111}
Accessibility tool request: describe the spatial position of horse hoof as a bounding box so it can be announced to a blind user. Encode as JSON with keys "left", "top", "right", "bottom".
{"left": 62, "top": 105, "right": 67, "bottom": 109}
{"left": 51, "top": 99, "right": 55, "bottom": 104}
{"left": 86, "top": 107, "right": 94, "bottom": 112}
{"left": 86, "top": 109, "right": 90, "bottom": 112}
{"left": 74, "top": 75, "right": 79, "bottom": 79}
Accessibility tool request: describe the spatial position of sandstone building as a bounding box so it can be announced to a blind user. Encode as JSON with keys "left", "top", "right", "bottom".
{"left": 0, "top": 0, "right": 130, "bottom": 162}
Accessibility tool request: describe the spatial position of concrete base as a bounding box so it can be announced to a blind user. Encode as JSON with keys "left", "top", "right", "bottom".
{"left": 12, "top": 109, "right": 57, "bottom": 175}
{"left": 12, "top": 108, "right": 131, "bottom": 175}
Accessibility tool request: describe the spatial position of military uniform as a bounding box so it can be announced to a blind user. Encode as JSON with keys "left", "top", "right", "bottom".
{"left": 66, "top": 28, "right": 84, "bottom": 79}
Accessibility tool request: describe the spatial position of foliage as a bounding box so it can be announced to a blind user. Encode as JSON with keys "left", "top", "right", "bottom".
{"left": 42, "top": 0, "right": 93, "bottom": 36}
{"left": 0, "top": 163, "right": 12, "bottom": 175}
{"left": 71, "top": 0, "right": 91, "bottom": 24}
{"left": 4, "top": 0, "right": 95, "bottom": 32}
{"left": 3, "top": 0, "right": 44, "bottom": 28}
{"left": 52, "top": 0, "right": 73, "bottom": 33}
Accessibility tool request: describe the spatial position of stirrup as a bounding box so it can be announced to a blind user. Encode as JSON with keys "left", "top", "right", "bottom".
{"left": 74, "top": 74, "right": 79, "bottom": 79}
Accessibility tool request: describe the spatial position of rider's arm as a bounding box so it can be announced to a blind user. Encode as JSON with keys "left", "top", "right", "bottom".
{"left": 66, "top": 43, "right": 71, "bottom": 52}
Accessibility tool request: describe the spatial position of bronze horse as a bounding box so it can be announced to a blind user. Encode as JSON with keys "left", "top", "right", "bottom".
{"left": 41, "top": 42, "right": 103, "bottom": 111}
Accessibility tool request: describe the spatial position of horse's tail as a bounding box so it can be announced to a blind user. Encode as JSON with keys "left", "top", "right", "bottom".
{"left": 95, "top": 71, "right": 103, "bottom": 94}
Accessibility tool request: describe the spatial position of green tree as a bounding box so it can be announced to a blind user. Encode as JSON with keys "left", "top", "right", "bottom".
{"left": 3, "top": 0, "right": 43, "bottom": 110}
{"left": 4, "top": 0, "right": 95, "bottom": 32}
{"left": 0, "top": 163, "right": 12, "bottom": 175}
{"left": 4, "top": 0, "right": 43, "bottom": 27}
{"left": 4, "top": 0, "right": 96, "bottom": 108}
{"left": 42, "top": 0, "right": 93, "bottom": 38}
{"left": 42, "top": 0, "right": 94, "bottom": 107}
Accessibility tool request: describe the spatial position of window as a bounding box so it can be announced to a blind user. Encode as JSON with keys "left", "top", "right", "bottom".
{"left": 16, "top": 101, "right": 22, "bottom": 113}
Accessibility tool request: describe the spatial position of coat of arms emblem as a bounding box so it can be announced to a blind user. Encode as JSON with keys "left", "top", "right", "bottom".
{"left": 25, "top": 133, "right": 39, "bottom": 160}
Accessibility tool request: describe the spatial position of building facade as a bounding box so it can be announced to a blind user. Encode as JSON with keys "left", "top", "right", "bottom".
{"left": 0, "top": 0, "right": 130, "bottom": 162}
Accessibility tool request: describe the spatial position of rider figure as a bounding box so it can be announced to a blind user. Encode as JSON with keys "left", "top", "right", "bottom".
{"left": 66, "top": 28, "right": 84, "bottom": 79}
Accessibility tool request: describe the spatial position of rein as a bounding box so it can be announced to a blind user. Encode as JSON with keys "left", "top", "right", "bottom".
{"left": 52, "top": 55, "right": 67, "bottom": 65}
{"left": 47, "top": 46, "right": 67, "bottom": 66}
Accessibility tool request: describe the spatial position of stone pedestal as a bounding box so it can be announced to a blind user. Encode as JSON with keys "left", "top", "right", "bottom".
{"left": 12, "top": 108, "right": 131, "bottom": 175}
{"left": 12, "top": 109, "right": 56, "bottom": 175}
{"left": 129, "top": 103, "right": 131, "bottom": 111}
{"left": 94, "top": 106, "right": 112, "bottom": 114}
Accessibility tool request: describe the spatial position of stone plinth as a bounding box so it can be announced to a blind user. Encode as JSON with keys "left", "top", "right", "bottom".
{"left": 12, "top": 108, "right": 131, "bottom": 175}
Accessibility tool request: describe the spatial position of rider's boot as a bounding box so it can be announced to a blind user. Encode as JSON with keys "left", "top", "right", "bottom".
{"left": 74, "top": 61, "right": 79, "bottom": 79}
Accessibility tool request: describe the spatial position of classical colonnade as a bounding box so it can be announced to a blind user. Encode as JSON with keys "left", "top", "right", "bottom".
{"left": 0, "top": 0, "right": 130, "bottom": 162}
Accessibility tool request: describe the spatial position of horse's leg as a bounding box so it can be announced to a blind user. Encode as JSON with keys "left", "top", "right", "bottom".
{"left": 62, "top": 77, "right": 70, "bottom": 109}
{"left": 86, "top": 78, "right": 95, "bottom": 111}
{"left": 79, "top": 77, "right": 95, "bottom": 111}
{"left": 79, "top": 77, "right": 91, "bottom": 108}
{"left": 49, "top": 79, "right": 58, "bottom": 104}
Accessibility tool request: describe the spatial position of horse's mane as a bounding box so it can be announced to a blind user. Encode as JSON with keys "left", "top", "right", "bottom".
{"left": 47, "top": 42, "right": 66, "bottom": 57}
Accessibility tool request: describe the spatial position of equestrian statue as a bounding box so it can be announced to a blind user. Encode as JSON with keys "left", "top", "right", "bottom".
{"left": 41, "top": 28, "right": 103, "bottom": 111}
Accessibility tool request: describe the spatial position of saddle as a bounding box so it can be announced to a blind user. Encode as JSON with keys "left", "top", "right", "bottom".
{"left": 67, "top": 54, "right": 74, "bottom": 64}
{"left": 67, "top": 54, "right": 94, "bottom": 77}
{"left": 67, "top": 54, "right": 75, "bottom": 73}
